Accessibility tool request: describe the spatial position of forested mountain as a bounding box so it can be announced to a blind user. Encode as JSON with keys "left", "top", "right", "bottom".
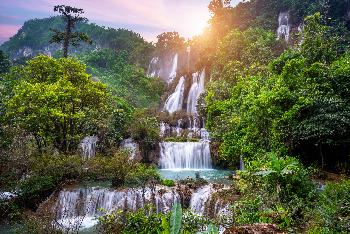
{"left": 0, "top": 16, "right": 165, "bottom": 108}
{"left": 0, "top": 16, "right": 153, "bottom": 68}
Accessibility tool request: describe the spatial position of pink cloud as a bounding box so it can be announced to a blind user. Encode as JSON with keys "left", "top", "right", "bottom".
{"left": 1, "top": 0, "right": 222, "bottom": 42}
{"left": 12, "top": 0, "right": 170, "bottom": 28}
{"left": 0, "top": 24, "right": 21, "bottom": 39}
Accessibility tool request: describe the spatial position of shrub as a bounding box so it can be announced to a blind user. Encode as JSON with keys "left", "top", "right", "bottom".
{"left": 98, "top": 206, "right": 168, "bottom": 234}
{"left": 238, "top": 153, "right": 317, "bottom": 203}
{"left": 30, "top": 154, "right": 83, "bottom": 183}
{"left": 181, "top": 210, "right": 209, "bottom": 233}
{"left": 15, "top": 213, "right": 62, "bottom": 234}
{"left": 86, "top": 152, "right": 160, "bottom": 188}
{"left": 234, "top": 153, "right": 318, "bottom": 229}
{"left": 162, "top": 179, "right": 175, "bottom": 187}
{"left": 0, "top": 199, "right": 22, "bottom": 222}
{"left": 308, "top": 180, "right": 350, "bottom": 233}
{"left": 125, "top": 164, "right": 160, "bottom": 187}
{"left": 19, "top": 175, "right": 55, "bottom": 208}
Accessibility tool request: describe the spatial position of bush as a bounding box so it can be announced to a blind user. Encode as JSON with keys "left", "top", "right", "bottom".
{"left": 15, "top": 213, "right": 62, "bottom": 234}
{"left": 19, "top": 175, "right": 55, "bottom": 208}
{"left": 0, "top": 199, "right": 22, "bottom": 222}
{"left": 233, "top": 153, "right": 318, "bottom": 229}
{"left": 162, "top": 179, "right": 175, "bottom": 187}
{"left": 30, "top": 154, "right": 83, "bottom": 183}
{"left": 98, "top": 205, "right": 168, "bottom": 234}
{"left": 125, "top": 164, "right": 160, "bottom": 187}
{"left": 86, "top": 151, "right": 160, "bottom": 188}
{"left": 238, "top": 153, "right": 317, "bottom": 203}
{"left": 308, "top": 180, "right": 350, "bottom": 233}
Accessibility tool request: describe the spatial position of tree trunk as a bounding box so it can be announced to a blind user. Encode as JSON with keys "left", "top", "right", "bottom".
{"left": 63, "top": 18, "right": 72, "bottom": 57}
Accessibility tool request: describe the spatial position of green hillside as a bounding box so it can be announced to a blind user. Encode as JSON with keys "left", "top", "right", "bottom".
{"left": 0, "top": 16, "right": 153, "bottom": 68}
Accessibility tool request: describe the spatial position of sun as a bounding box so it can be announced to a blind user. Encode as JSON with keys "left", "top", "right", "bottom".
{"left": 182, "top": 12, "right": 210, "bottom": 38}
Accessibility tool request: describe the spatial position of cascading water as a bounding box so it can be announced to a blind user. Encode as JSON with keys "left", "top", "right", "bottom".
{"left": 160, "top": 68, "right": 212, "bottom": 170}
{"left": 159, "top": 141, "right": 212, "bottom": 170}
{"left": 187, "top": 70, "right": 206, "bottom": 114}
{"left": 277, "top": 12, "right": 291, "bottom": 42}
{"left": 80, "top": 136, "right": 98, "bottom": 160}
{"left": 190, "top": 185, "right": 214, "bottom": 214}
{"left": 240, "top": 155, "right": 244, "bottom": 171}
{"left": 121, "top": 138, "right": 139, "bottom": 159}
{"left": 164, "top": 76, "right": 185, "bottom": 113}
{"left": 55, "top": 186, "right": 179, "bottom": 230}
{"left": 168, "top": 53, "right": 178, "bottom": 83}
{"left": 147, "top": 57, "right": 159, "bottom": 77}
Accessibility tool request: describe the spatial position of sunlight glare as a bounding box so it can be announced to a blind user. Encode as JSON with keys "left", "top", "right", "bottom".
{"left": 182, "top": 11, "right": 209, "bottom": 38}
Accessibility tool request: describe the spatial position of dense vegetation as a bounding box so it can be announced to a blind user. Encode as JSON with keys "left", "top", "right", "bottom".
{"left": 0, "top": 0, "right": 349, "bottom": 233}
{"left": 206, "top": 13, "right": 350, "bottom": 172}
{"left": 0, "top": 16, "right": 154, "bottom": 67}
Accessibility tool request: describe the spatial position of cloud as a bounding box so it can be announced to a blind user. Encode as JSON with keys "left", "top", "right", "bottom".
{"left": 0, "top": 24, "right": 21, "bottom": 43}
{"left": 0, "top": 0, "right": 245, "bottom": 43}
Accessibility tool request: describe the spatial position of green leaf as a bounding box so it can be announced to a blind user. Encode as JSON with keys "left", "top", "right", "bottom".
{"left": 254, "top": 170, "right": 276, "bottom": 177}
{"left": 206, "top": 224, "right": 219, "bottom": 234}
{"left": 161, "top": 216, "right": 170, "bottom": 234}
{"left": 170, "top": 202, "right": 182, "bottom": 234}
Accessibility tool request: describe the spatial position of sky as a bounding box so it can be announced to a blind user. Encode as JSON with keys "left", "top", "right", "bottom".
{"left": 0, "top": 0, "right": 241, "bottom": 44}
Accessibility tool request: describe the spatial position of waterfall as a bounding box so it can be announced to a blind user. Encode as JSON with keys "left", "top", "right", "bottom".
{"left": 147, "top": 57, "right": 159, "bottom": 77}
{"left": 159, "top": 120, "right": 184, "bottom": 138}
{"left": 277, "top": 12, "right": 291, "bottom": 42}
{"left": 164, "top": 76, "right": 185, "bottom": 114}
{"left": 239, "top": 155, "right": 244, "bottom": 171}
{"left": 168, "top": 53, "right": 178, "bottom": 83}
{"left": 187, "top": 70, "right": 206, "bottom": 114}
{"left": 80, "top": 136, "right": 98, "bottom": 160}
{"left": 159, "top": 141, "right": 212, "bottom": 170}
{"left": 190, "top": 185, "right": 214, "bottom": 214}
{"left": 121, "top": 138, "right": 139, "bottom": 159}
{"left": 55, "top": 187, "right": 179, "bottom": 230}
{"left": 0, "top": 192, "right": 17, "bottom": 201}
{"left": 175, "top": 119, "right": 183, "bottom": 137}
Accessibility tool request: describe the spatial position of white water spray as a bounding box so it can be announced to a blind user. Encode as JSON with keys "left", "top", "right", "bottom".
{"left": 164, "top": 76, "right": 185, "bottom": 114}
{"left": 168, "top": 53, "right": 178, "bottom": 83}
{"left": 159, "top": 141, "right": 212, "bottom": 170}
{"left": 187, "top": 70, "right": 205, "bottom": 114}
{"left": 55, "top": 187, "right": 179, "bottom": 230}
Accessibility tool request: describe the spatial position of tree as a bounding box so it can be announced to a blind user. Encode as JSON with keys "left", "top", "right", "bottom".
{"left": 50, "top": 5, "right": 92, "bottom": 57}
{"left": 0, "top": 50, "right": 11, "bottom": 74}
{"left": 208, "top": 0, "right": 233, "bottom": 37}
{"left": 4, "top": 55, "right": 110, "bottom": 153}
{"left": 156, "top": 32, "right": 185, "bottom": 54}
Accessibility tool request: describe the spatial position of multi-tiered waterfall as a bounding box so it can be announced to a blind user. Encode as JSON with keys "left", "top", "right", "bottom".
{"left": 50, "top": 51, "right": 231, "bottom": 233}
{"left": 159, "top": 66, "right": 212, "bottom": 171}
